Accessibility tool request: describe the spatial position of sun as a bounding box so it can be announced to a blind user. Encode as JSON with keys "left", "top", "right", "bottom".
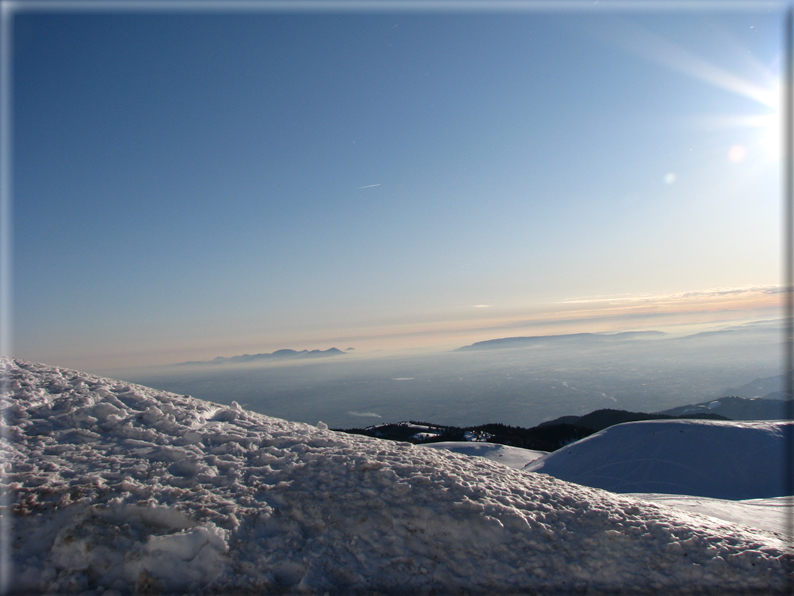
{"left": 757, "top": 103, "right": 781, "bottom": 162}
{"left": 703, "top": 78, "right": 781, "bottom": 165}
{"left": 741, "top": 80, "right": 781, "bottom": 163}
{"left": 611, "top": 20, "right": 782, "bottom": 166}
{"left": 706, "top": 78, "right": 781, "bottom": 165}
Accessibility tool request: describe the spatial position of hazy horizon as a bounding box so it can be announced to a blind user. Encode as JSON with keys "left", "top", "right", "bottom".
{"left": 82, "top": 313, "right": 781, "bottom": 375}
{"left": 110, "top": 318, "right": 784, "bottom": 430}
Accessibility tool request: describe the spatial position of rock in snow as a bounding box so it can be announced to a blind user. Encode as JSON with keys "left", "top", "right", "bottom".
{"left": 1, "top": 358, "right": 791, "bottom": 594}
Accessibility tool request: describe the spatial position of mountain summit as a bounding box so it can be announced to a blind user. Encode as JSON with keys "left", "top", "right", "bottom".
{"left": 457, "top": 331, "right": 666, "bottom": 351}
{"left": 177, "top": 347, "right": 345, "bottom": 365}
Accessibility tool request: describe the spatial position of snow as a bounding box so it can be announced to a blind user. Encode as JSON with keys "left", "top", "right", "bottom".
{"left": 2, "top": 358, "right": 792, "bottom": 594}
{"left": 525, "top": 419, "right": 790, "bottom": 500}
{"left": 426, "top": 441, "right": 794, "bottom": 537}
{"left": 422, "top": 441, "right": 547, "bottom": 470}
{"left": 626, "top": 495, "right": 793, "bottom": 537}
{"left": 409, "top": 432, "right": 441, "bottom": 441}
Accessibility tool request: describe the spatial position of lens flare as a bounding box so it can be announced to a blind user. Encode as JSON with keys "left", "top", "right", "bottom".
{"left": 728, "top": 145, "right": 747, "bottom": 163}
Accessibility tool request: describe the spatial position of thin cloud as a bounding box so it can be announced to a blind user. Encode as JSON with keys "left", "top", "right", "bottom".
{"left": 348, "top": 411, "right": 382, "bottom": 418}
{"left": 473, "top": 304, "right": 492, "bottom": 308}
{"left": 559, "top": 285, "right": 781, "bottom": 305}
{"left": 357, "top": 183, "right": 381, "bottom": 190}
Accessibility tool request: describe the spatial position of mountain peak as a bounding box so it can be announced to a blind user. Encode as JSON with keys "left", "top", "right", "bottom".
{"left": 176, "top": 347, "right": 345, "bottom": 366}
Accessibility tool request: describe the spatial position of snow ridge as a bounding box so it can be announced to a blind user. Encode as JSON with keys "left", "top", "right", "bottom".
{"left": 2, "top": 359, "right": 791, "bottom": 594}
{"left": 526, "top": 418, "right": 790, "bottom": 500}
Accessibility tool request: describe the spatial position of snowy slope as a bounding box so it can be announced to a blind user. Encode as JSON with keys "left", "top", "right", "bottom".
{"left": 658, "top": 395, "right": 792, "bottom": 421}
{"left": 423, "top": 443, "right": 793, "bottom": 536}
{"left": 526, "top": 419, "right": 790, "bottom": 500}
{"left": 2, "top": 359, "right": 792, "bottom": 594}
{"left": 421, "top": 441, "right": 547, "bottom": 470}
{"left": 627, "top": 494, "right": 793, "bottom": 537}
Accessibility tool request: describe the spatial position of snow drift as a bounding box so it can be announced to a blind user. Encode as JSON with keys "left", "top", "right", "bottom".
{"left": 526, "top": 419, "right": 790, "bottom": 500}
{"left": 422, "top": 441, "right": 547, "bottom": 470}
{"left": 2, "top": 359, "right": 792, "bottom": 594}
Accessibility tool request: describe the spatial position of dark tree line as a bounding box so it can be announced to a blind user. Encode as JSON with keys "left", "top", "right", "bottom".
{"left": 336, "top": 409, "right": 727, "bottom": 452}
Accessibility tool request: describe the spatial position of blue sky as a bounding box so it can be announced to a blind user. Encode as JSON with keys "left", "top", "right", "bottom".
{"left": 10, "top": 4, "right": 783, "bottom": 371}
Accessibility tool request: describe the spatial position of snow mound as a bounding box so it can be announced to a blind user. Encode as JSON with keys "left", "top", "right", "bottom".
{"left": 2, "top": 359, "right": 792, "bottom": 594}
{"left": 421, "top": 441, "right": 547, "bottom": 470}
{"left": 526, "top": 419, "right": 790, "bottom": 500}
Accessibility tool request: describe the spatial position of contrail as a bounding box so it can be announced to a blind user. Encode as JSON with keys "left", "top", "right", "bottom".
{"left": 357, "top": 183, "right": 381, "bottom": 189}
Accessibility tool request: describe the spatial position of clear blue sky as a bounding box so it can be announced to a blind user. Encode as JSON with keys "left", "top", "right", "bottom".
{"left": 11, "top": 4, "right": 783, "bottom": 371}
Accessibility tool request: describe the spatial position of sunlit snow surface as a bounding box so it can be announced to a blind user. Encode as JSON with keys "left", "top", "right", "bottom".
{"left": 422, "top": 441, "right": 548, "bottom": 470}
{"left": 421, "top": 441, "right": 793, "bottom": 536}
{"left": 626, "top": 494, "right": 793, "bottom": 538}
{"left": 2, "top": 359, "right": 792, "bottom": 594}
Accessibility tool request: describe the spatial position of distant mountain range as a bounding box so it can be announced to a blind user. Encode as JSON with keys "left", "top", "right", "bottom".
{"left": 456, "top": 330, "right": 666, "bottom": 351}
{"left": 338, "top": 408, "right": 729, "bottom": 452}
{"left": 339, "top": 387, "right": 793, "bottom": 451}
{"left": 723, "top": 370, "right": 794, "bottom": 397}
{"left": 658, "top": 395, "right": 793, "bottom": 420}
{"left": 456, "top": 320, "right": 783, "bottom": 353}
{"left": 176, "top": 347, "right": 345, "bottom": 366}
{"left": 537, "top": 408, "right": 708, "bottom": 431}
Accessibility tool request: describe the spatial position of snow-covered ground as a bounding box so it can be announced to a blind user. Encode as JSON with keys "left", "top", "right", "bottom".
{"left": 626, "top": 494, "right": 793, "bottom": 537}
{"left": 422, "top": 441, "right": 547, "bottom": 470}
{"left": 2, "top": 358, "right": 792, "bottom": 594}
{"left": 421, "top": 437, "right": 793, "bottom": 537}
{"left": 522, "top": 418, "right": 794, "bottom": 540}
{"left": 525, "top": 418, "right": 790, "bottom": 500}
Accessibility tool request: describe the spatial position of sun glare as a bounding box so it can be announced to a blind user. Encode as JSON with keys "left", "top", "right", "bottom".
{"left": 705, "top": 108, "right": 780, "bottom": 164}
{"left": 610, "top": 21, "right": 782, "bottom": 166}
{"left": 751, "top": 81, "right": 781, "bottom": 162}
{"left": 707, "top": 78, "right": 780, "bottom": 164}
{"left": 758, "top": 111, "right": 781, "bottom": 162}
